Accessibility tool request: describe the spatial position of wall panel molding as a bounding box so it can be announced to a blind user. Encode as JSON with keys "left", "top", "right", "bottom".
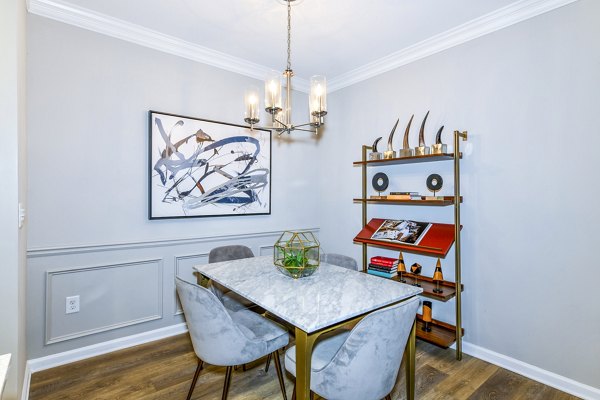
{"left": 173, "top": 253, "right": 209, "bottom": 315}
{"left": 27, "top": 227, "right": 320, "bottom": 257}
{"left": 45, "top": 259, "right": 163, "bottom": 344}
{"left": 258, "top": 245, "right": 275, "bottom": 256}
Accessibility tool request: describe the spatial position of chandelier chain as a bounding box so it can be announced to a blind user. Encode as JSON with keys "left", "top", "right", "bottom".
{"left": 286, "top": 0, "right": 291, "bottom": 70}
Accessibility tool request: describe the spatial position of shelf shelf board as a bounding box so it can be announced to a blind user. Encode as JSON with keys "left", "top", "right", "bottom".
{"left": 354, "top": 218, "right": 458, "bottom": 258}
{"left": 392, "top": 273, "right": 463, "bottom": 302}
{"left": 353, "top": 153, "right": 460, "bottom": 167}
{"left": 415, "top": 314, "right": 464, "bottom": 348}
{"left": 353, "top": 197, "right": 462, "bottom": 206}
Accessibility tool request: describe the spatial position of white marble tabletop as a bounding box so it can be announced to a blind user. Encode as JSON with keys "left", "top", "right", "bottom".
{"left": 194, "top": 255, "right": 422, "bottom": 333}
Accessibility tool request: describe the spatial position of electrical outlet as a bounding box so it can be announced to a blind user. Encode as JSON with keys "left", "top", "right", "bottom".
{"left": 66, "top": 295, "right": 80, "bottom": 314}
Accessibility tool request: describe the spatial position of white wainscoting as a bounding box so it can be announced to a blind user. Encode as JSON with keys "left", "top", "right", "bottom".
{"left": 27, "top": 228, "right": 319, "bottom": 359}
{"left": 45, "top": 259, "right": 163, "bottom": 344}
{"left": 173, "top": 252, "right": 209, "bottom": 315}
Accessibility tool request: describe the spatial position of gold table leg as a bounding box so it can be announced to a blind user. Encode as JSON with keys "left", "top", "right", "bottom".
{"left": 295, "top": 327, "right": 318, "bottom": 400}
{"left": 405, "top": 320, "right": 416, "bottom": 400}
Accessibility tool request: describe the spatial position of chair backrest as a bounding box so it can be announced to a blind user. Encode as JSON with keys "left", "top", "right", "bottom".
{"left": 175, "top": 277, "right": 264, "bottom": 366}
{"left": 316, "top": 297, "right": 420, "bottom": 400}
{"left": 209, "top": 245, "right": 254, "bottom": 263}
{"left": 320, "top": 253, "right": 359, "bottom": 271}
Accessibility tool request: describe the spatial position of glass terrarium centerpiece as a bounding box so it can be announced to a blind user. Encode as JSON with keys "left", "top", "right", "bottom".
{"left": 274, "top": 231, "right": 320, "bottom": 279}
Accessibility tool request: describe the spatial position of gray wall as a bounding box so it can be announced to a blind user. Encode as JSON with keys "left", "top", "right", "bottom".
{"left": 26, "top": 16, "right": 321, "bottom": 358}
{"left": 0, "top": 0, "right": 27, "bottom": 398}
{"left": 318, "top": 0, "right": 599, "bottom": 389}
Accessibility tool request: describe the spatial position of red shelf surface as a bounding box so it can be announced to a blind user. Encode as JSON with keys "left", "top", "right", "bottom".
{"left": 354, "top": 218, "right": 458, "bottom": 258}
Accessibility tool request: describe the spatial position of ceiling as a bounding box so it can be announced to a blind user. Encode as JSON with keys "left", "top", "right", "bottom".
{"left": 29, "top": 0, "right": 575, "bottom": 90}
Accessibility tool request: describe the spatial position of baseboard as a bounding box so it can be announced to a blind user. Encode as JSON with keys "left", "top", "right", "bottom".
{"left": 22, "top": 325, "right": 599, "bottom": 400}
{"left": 20, "top": 363, "right": 31, "bottom": 400}
{"left": 27, "top": 323, "right": 188, "bottom": 374}
{"left": 460, "top": 341, "right": 600, "bottom": 400}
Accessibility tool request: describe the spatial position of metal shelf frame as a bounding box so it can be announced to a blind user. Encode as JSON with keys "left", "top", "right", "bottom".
{"left": 357, "top": 130, "right": 467, "bottom": 360}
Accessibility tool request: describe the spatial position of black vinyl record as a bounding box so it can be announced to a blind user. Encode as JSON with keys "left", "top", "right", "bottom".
{"left": 426, "top": 174, "right": 443, "bottom": 192}
{"left": 372, "top": 172, "right": 389, "bottom": 192}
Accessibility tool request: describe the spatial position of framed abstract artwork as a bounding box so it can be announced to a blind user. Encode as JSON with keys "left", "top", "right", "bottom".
{"left": 148, "top": 111, "right": 272, "bottom": 219}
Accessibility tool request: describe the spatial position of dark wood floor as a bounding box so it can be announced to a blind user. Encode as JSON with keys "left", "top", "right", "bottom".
{"left": 30, "top": 334, "right": 579, "bottom": 400}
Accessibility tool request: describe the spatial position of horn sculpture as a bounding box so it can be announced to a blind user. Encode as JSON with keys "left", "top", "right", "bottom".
{"left": 431, "top": 125, "right": 447, "bottom": 154}
{"left": 415, "top": 111, "right": 431, "bottom": 156}
{"left": 383, "top": 119, "right": 400, "bottom": 159}
{"left": 399, "top": 115, "right": 415, "bottom": 158}
{"left": 369, "top": 137, "right": 383, "bottom": 160}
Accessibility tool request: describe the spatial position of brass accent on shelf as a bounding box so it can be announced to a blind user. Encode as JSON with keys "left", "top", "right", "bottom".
{"left": 422, "top": 301, "right": 433, "bottom": 332}
{"left": 416, "top": 313, "right": 465, "bottom": 348}
{"left": 397, "top": 252, "right": 407, "bottom": 283}
{"left": 432, "top": 258, "right": 444, "bottom": 294}
{"left": 353, "top": 153, "right": 461, "bottom": 166}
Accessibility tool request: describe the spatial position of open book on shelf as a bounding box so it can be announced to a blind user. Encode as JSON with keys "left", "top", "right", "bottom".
{"left": 370, "top": 219, "right": 432, "bottom": 246}
{"left": 354, "top": 218, "right": 458, "bottom": 257}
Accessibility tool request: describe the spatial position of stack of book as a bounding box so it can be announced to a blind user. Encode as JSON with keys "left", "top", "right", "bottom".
{"left": 367, "top": 256, "right": 398, "bottom": 278}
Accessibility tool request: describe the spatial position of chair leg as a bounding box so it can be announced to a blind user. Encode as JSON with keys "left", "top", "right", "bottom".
{"left": 310, "top": 392, "right": 315, "bottom": 400}
{"left": 222, "top": 366, "right": 233, "bottom": 400}
{"left": 385, "top": 395, "right": 392, "bottom": 400}
{"left": 265, "top": 353, "right": 273, "bottom": 372}
{"left": 272, "top": 350, "right": 287, "bottom": 400}
{"left": 186, "top": 359, "right": 203, "bottom": 400}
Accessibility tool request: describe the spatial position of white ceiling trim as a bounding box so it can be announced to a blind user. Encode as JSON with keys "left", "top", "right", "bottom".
{"left": 26, "top": 0, "right": 311, "bottom": 93}
{"left": 27, "top": 0, "right": 578, "bottom": 94}
{"left": 328, "top": 0, "right": 580, "bottom": 92}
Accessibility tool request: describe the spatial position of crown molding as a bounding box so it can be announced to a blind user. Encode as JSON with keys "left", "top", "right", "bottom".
{"left": 27, "top": 0, "right": 578, "bottom": 95}
{"left": 328, "top": 0, "right": 580, "bottom": 92}
{"left": 26, "top": 0, "right": 311, "bottom": 93}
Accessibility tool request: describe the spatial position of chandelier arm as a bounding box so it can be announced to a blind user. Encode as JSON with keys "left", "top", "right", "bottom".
{"left": 272, "top": 117, "right": 287, "bottom": 126}
{"left": 293, "top": 122, "right": 315, "bottom": 128}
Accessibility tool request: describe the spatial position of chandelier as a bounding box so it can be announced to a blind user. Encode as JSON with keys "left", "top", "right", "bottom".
{"left": 244, "top": 0, "right": 327, "bottom": 135}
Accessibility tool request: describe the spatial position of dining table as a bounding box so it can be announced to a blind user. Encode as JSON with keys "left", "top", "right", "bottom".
{"left": 194, "top": 255, "right": 422, "bottom": 400}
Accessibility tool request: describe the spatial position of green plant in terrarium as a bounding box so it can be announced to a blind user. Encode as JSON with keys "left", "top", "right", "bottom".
{"left": 283, "top": 250, "right": 310, "bottom": 267}
{"left": 274, "top": 231, "right": 320, "bottom": 279}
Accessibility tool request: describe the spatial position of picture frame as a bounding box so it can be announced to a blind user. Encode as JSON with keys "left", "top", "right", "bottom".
{"left": 148, "top": 111, "right": 272, "bottom": 219}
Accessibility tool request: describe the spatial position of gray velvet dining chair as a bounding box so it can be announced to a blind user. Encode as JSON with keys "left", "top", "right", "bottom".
{"left": 175, "top": 277, "right": 289, "bottom": 400}
{"left": 320, "top": 253, "right": 359, "bottom": 271}
{"left": 284, "top": 296, "right": 420, "bottom": 400}
{"left": 208, "top": 245, "right": 257, "bottom": 311}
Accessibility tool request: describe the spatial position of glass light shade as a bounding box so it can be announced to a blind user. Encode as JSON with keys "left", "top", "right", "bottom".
{"left": 244, "top": 87, "right": 260, "bottom": 125}
{"left": 265, "top": 71, "right": 282, "bottom": 113}
{"left": 309, "top": 75, "right": 327, "bottom": 117}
